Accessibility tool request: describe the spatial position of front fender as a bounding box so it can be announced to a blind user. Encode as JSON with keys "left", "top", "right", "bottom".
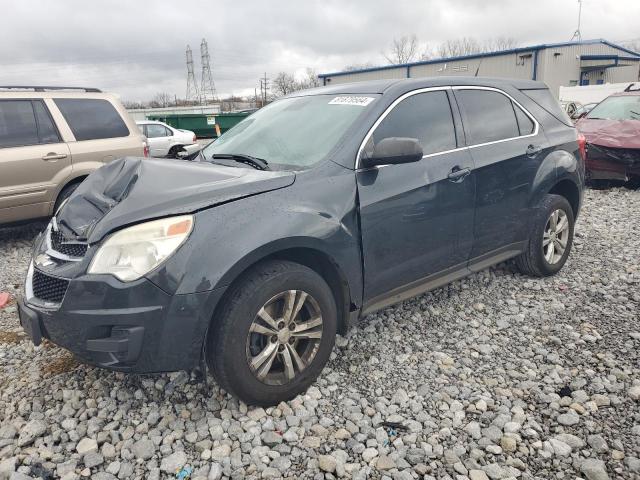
{"left": 147, "top": 164, "right": 362, "bottom": 306}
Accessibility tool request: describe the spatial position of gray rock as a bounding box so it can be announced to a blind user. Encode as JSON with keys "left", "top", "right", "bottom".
{"left": 557, "top": 411, "right": 580, "bottom": 426}
{"left": 261, "top": 431, "right": 283, "bottom": 447}
{"left": 16, "top": 420, "right": 46, "bottom": 447}
{"left": 160, "top": 451, "right": 188, "bottom": 474}
{"left": 76, "top": 438, "right": 98, "bottom": 455}
{"left": 132, "top": 438, "right": 156, "bottom": 460}
{"left": 580, "top": 459, "right": 609, "bottom": 480}
{"left": 318, "top": 455, "right": 336, "bottom": 473}
{"left": 207, "top": 463, "right": 223, "bottom": 480}
{"left": 83, "top": 452, "right": 104, "bottom": 468}
{"left": 587, "top": 434, "right": 608, "bottom": 453}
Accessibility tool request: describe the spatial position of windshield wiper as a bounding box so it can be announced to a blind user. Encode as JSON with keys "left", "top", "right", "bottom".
{"left": 210, "top": 153, "right": 269, "bottom": 171}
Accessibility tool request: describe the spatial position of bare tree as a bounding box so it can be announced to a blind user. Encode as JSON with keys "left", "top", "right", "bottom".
{"left": 385, "top": 35, "right": 419, "bottom": 64}
{"left": 301, "top": 68, "right": 321, "bottom": 89}
{"left": 272, "top": 72, "right": 298, "bottom": 97}
{"left": 342, "top": 62, "right": 377, "bottom": 71}
{"left": 149, "top": 92, "right": 174, "bottom": 108}
{"left": 483, "top": 37, "right": 519, "bottom": 52}
{"left": 436, "top": 37, "right": 482, "bottom": 58}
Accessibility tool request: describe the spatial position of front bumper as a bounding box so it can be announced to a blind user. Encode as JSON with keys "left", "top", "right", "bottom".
{"left": 19, "top": 264, "right": 224, "bottom": 373}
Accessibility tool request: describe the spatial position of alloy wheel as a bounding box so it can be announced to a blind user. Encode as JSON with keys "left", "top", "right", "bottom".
{"left": 543, "top": 209, "right": 569, "bottom": 265}
{"left": 246, "top": 290, "right": 323, "bottom": 385}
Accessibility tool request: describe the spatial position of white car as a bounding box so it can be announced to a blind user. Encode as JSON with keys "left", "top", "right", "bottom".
{"left": 136, "top": 120, "right": 200, "bottom": 158}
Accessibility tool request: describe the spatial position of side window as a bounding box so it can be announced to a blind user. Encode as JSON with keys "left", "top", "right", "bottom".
{"left": 146, "top": 124, "right": 169, "bottom": 138}
{"left": 0, "top": 100, "right": 39, "bottom": 148}
{"left": 54, "top": 98, "right": 129, "bottom": 141}
{"left": 165, "top": 126, "right": 173, "bottom": 136}
{"left": 371, "top": 91, "right": 457, "bottom": 156}
{"left": 33, "top": 101, "right": 61, "bottom": 144}
{"left": 455, "top": 90, "right": 520, "bottom": 145}
{"left": 513, "top": 104, "right": 535, "bottom": 135}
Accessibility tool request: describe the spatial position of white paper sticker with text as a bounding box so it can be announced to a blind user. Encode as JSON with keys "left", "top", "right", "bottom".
{"left": 328, "top": 96, "right": 375, "bottom": 107}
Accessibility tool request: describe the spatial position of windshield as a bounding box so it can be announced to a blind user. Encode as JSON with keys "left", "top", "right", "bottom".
{"left": 201, "top": 94, "right": 378, "bottom": 170}
{"left": 586, "top": 95, "right": 640, "bottom": 121}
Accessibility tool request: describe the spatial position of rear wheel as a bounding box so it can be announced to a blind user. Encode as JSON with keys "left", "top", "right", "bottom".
{"left": 207, "top": 260, "right": 337, "bottom": 405}
{"left": 168, "top": 145, "right": 185, "bottom": 158}
{"left": 516, "top": 194, "right": 575, "bottom": 277}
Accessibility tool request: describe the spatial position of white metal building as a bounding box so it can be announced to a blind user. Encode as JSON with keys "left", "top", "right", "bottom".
{"left": 319, "top": 39, "right": 640, "bottom": 97}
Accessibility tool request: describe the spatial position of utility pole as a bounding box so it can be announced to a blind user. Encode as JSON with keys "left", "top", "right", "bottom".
{"left": 259, "top": 72, "right": 269, "bottom": 107}
{"left": 570, "top": 0, "right": 583, "bottom": 41}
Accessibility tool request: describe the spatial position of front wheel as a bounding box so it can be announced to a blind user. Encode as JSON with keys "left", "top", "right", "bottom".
{"left": 206, "top": 260, "right": 337, "bottom": 405}
{"left": 516, "top": 194, "right": 575, "bottom": 277}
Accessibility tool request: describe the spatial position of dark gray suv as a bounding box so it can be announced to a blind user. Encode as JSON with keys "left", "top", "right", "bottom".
{"left": 18, "top": 77, "right": 584, "bottom": 405}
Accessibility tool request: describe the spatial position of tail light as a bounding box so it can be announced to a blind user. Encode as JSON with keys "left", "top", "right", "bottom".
{"left": 577, "top": 133, "right": 587, "bottom": 162}
{"left": 193, "top": 134, "right": 197, "bottom": 143}
{"left": 143, "top": 141, "right": 150, "bottom": 158}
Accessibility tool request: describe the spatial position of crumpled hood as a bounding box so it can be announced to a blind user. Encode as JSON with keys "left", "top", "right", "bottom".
{"left": 56, "top": 157, "right": 295, "bottom": 243}
{"left": 576, "top": 118, "right": 640, "bottom": 149}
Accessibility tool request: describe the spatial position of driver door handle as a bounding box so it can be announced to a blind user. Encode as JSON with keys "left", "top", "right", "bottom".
{"left": 447, "top": 166, "right": 471, "bottom": 183}
{"left": 42, "top": 153, "right": 67, "bottom": 161}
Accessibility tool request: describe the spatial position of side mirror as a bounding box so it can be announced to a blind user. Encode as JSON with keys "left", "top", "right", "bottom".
{"left": 360, "top": 137, "right": 423, "bottom": 169}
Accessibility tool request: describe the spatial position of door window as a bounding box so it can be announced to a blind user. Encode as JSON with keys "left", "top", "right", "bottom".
{"left": 371, "top": 90, "right": 457, "bottom": 156}
{"left": 513, "top": 104, "right": 535, "bottom": 135}
{"left": 146, "top": 124, "right": 170, "bottom": 138}
{"left": 455, "top": 89, "right": 521, "bottom": 145}
{"left": 33, "top": 101, "right": 61, "bottom": 144}
{"left": 54, "top": 98, "right": 129, "bottom": 141}
{"left": 0, "top": 100, "right": 39, "bottom": 148}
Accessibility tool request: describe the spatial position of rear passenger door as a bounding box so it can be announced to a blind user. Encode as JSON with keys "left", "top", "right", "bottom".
{"left": 357, "top": 89, "right": 476, "bottom": 306}
{"left": 145, "top": 124, "right": 173, "bottom": 157}
{"left": 452, "top": 87, "right": 545, "bottom": 262}
{"left": 0, "top": 100, "right": 71, "bottom": 222}
{"left": 52, "top": 98, "right": 133, "bottom": 166}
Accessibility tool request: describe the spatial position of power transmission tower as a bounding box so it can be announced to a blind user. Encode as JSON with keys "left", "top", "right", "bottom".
{"left": 185, "top": 45, "right": 199, "bottom": 103}
{"left": 570, "top": 0, "right": 583, "bottom": 41}
{"left": 200, "top": 38, "right": 218, "bottom": 104}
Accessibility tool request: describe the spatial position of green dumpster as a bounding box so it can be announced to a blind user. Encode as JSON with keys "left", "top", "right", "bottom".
{"left": 147, "top": 112, "right": 251, "bottom": 138}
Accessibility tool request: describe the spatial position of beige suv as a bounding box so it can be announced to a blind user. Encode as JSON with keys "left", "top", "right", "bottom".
{"left": 0, "top": 86, "right": 148, "bottom": 225}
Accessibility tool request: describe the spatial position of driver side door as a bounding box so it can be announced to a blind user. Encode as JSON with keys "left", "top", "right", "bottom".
{"left": 356, "top": 89, "right": 476, "bottom": 313}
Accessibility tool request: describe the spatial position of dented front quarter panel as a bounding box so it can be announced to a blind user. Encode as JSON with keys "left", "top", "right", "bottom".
{"left": 146, "top": 160, "right": 363, "bottom": 306}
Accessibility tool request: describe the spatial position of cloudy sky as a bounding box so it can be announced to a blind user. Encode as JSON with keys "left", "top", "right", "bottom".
{"left": 2, "top": 0, "right": 639, "bottom": 102}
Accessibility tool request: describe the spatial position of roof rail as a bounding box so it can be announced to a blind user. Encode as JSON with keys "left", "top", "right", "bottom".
{"left": 0, "top": 86, "right": 102, "bottom": 92}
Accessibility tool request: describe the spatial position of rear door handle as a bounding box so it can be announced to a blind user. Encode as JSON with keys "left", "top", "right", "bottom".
{"left": 42, "top": 153, "right": 67, "bottom": 161}
{"left": 526, "top": 144, "right": 543, "bottom": 157}
{"left": 447, "top": 166, "right": 471, "bottom": 183}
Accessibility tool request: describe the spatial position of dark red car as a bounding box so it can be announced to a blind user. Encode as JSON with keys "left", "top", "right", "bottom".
{"left": 576, "top": 86, "right": 640, "bottom": 184}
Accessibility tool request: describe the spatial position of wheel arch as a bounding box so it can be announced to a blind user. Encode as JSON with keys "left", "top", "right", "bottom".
{"left": 212, "top": 241, "right": 354, "bottom": 336}
{"left": 50, "top": 174, "right": 88, "bottom": 215}
{"left": 548, "top": 177, "right": 581, "bottom": 219}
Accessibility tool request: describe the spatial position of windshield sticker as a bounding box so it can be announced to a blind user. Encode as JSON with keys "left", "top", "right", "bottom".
{"left": 329, "top": 96, "right": 375, "bottom": 107}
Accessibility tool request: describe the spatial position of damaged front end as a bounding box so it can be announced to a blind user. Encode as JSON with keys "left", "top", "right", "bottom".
{"left": 586, "top": 143, "right": 640, "bottom": 182}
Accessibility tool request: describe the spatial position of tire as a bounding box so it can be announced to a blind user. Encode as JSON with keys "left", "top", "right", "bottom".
{"left": 53, "top": 182, "right": 81, "bottom": 215}
{"left": 206, "top": 260, "right": 337, "bottom": 405}
{"left": 168, "top": 145, "right": 184, "bottom": 158}
{"left": 516, "top": 194, "right": 575, "bottom": 277}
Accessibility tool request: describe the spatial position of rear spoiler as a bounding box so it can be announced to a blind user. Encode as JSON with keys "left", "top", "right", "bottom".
{"left": 623, "top": 82, "right": 640, "bottom": 92}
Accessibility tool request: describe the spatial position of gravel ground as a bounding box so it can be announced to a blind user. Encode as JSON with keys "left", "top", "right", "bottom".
{"left": 0, "top": 188, "right": 639, "bottom": 480}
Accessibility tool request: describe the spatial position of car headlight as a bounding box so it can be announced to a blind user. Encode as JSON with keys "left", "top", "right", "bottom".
{"left": 88, "top": 215, "right": 193, "bottom": 281}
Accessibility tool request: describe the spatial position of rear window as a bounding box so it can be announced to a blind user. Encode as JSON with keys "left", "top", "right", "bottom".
{"left": 521, "top": 88, "right": 573, "bottom": 126}
{"left": 455, "top": 89, "right": 520, "bottom": 145}
{"left": 55, "top": 98, "right": 129, "bottom": 141}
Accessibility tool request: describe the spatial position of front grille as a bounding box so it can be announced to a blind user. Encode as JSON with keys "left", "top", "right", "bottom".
{"left": 50, "top": 227, "right": 88, "bottom": 258}
{"left": 32, "top": 269, "right": 69, "bottom": 303}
